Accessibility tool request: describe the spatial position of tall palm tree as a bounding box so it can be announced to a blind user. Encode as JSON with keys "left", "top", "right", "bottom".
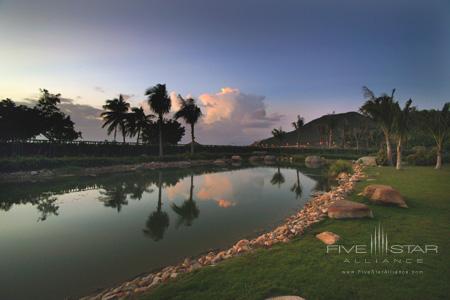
{"left": 419, "top": 103, "right": 450, "bottom": 169}
{"left": 174, "top": 96, "right": 203, "bottom": 154}
{"left": 127, "top": 107, "right": 154, "bottom": 144}
{"left": 271, "top": 127, "right": 286, "bottom": 152}
{"left": 292, "top": 115, "right": 304, "bottom": 149}
{"left": 145, "top": 84, "right": 171, "bottom": 157}
{"left": 101, "top": 95, "right": 130, "bottom": 143}
{"left": 171, "top": 174, "right": 200, "bottom": 227}
{"left": 393, "top": 99, "right": 414, "bottom": 170}
{"left": 360, "top": 86, "right": 397, "bottom": 165}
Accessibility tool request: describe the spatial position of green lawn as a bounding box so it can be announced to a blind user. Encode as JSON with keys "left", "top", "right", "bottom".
{"left": 140, "top": 166, "right": 450, "bottom": 300}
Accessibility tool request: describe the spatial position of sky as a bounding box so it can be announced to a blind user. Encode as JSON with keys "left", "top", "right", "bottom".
{"left": 1, "top": 0, "right": 449, "bottom": 144}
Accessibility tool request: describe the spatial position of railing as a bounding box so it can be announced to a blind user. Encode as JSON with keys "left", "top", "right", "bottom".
{"left": 0, "top": 139, "right": 377, "bottom": 157}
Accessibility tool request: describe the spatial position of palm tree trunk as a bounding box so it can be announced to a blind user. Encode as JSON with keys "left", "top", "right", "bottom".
{"left": 328, "top": 130, "right": 332, "bottom": 149}
{"left": 297, "top": 131, "right": 300, "bottom": 149}
{"left": 435, "top": 142, "right": 443, "bottom": 169}
{"left": 384, "top": 131, "right": 393, "bottom": 166}
{"left": 122, "top": 125, "right": 126, "bottom": 143}
{"left": 158, "top": 116, "right": 163, "bottom": 158}
{"left": 114, "top": 128, "right": 117, "bottom": 142}
{"left": 396, "top": 137, "right": 402, "bottom": 170}
{"left": 137, "top": 129, "right": 140, "bottom": 145}
{"left": 191, "top": 123, "right": 195, "bottom": 155}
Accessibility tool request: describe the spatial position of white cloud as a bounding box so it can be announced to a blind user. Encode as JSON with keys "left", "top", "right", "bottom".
{"left": 193, "top": 87, "right": 283, "bottom": 145}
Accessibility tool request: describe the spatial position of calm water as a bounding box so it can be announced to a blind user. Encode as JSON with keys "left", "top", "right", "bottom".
{"left": 0, "top": 165, "right": 328, "bottom": 300}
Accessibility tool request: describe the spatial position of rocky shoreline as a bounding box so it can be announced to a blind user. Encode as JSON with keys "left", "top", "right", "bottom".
{"left": 0, "top": 160, "right": 216, "bottom": 183}
{"left": 81, "top": 163, "right": 366, "bottom": 300}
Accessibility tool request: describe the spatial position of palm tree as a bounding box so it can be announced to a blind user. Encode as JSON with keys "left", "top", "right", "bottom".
{"left": 290, "top": 169, "right": 303, "bottom": 199}
{"left": 393, "top": 99, "right": 414, "bottom": 170}
{"left": 145, "top": 84, "right": 172, "bottom": 157}
{"left": 291, "top": 115, "right": 304, "bottom": 149}
{"left": 143, "top": 172, "right": 169, "bottom": 241}
{"left": 271, "top": 127, "right": 286, "bottom": 152}
{"left": 419, "top": 103, "right": 450, "bottom": 169}
{"left": 174, "top": 96, "right": 203, "bottom": 154}
{"left": 324, "top": 114, "right": 338, "bottom": 149}
{"left": 101, "top": 95, "right": 130, "bottom": 143}
{"left": 171, "top": 174, "right": 200, "bottom": 227}
{"left": 360, "top": 86, "right": 397, "bottom": 165}
{"left": 127, "top": 107, "right": 154, "bottom": 144}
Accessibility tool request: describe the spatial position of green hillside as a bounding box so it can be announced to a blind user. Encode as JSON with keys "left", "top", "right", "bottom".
{"left": 256, "top": 112, "right": 377, "bottom": 148}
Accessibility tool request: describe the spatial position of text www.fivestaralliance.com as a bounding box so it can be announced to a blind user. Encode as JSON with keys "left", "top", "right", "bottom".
{"left": 341, "top": 269, "right": 424, "bottom": 276}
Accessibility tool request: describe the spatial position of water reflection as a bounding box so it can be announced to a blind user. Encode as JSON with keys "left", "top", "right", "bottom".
{"left": 171, "top": 175, "right": 200, "bottom": 228}
{"left": 36, "top": 193, "right": 59, "bottom": 222}
{"left": 0, "top": 165, "right": 328, "bottom": 226}
{"left": 143, "top": 172, "right": 170, "bottom": 241}
{"left": 270, "top": 166, "right": 285, "bottom": 188}
{"left": 0, "top": 165, "right": 330, "bottom": 300}
{"left": 290, "top": 169, "right": 303, "bottom": 199}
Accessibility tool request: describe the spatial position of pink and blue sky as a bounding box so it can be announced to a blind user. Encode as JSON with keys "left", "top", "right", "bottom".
{"left": 1, "top": 0, "right": 449, "bottom": 144}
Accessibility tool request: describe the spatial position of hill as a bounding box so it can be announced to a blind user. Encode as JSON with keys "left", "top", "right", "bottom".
{"left": 255, "top": 111, "right": 377, "bottom": 148}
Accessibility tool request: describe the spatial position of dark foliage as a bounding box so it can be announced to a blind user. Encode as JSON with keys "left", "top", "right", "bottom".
{"left": 142, "top": 119, "right": 185, "bottom": 145}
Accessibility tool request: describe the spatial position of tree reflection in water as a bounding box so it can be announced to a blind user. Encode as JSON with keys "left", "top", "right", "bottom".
{"left": 270, "top": 166, "right": 285, "bottom": 188}
{"left": 36, "top": 193, "right": 59, "bottom": 222}
{"left": 290, "top": 168, "right": 303, "bottom": 199}
{"left": 99, "top": 183, "right": 128, "bottom": 212}
{"left": 171, "top": 174, "right": 200, "bottom": 228}
{"left": 143, "top": 171, "right": 169, "bottom": 241}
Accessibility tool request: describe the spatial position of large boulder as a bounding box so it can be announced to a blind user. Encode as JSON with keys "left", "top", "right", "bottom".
{"left": 357, "top": 156, "right": 377, "bottom": 166}
{"left": 231, "top": 155, "right": 242, "bottom": 161}
{"left": 362, "top": 184, "right": 408, "bottom": 208}
{"left": 328, "top": 200, "right": 373, "bottom": 219}
{"left": 316, "top": 231, "right": 341, "bottom": 245}
{"left": 305, "top": 155, "right": 326, "bottom": 168}
{"left": 214, "top": 159, "right": 227, "bottom": 166}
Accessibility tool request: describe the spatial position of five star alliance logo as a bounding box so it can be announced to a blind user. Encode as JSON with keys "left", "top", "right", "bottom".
{"left": 370, "top": 223, "right": 388, "bottom": 255}
{"left": 326, "top": 224, "right": 438, "bottom": 257}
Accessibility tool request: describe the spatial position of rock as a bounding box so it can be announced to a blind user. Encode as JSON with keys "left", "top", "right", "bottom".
{"left": 30, "top": 171, "right": 39, "bottom": 175}
{"left": 305, "top": 156, "right": 326, "bottom": 168}
{"left": 266, "top": 296, "right": 305, "bottom": 300}
{"left": 362, "top": 185, "right": 408, "bottom": 208}
{"left": 357, "top": 156, "right": 377, "bottom": 166}
{"left": 234, "top": 239, "right": 250, "bottom": 248}
{"left": 316, "top": 231, "right": 340, "bottom": 245}
{"left": 214, "top": 159, "right": 227, "bottom": 166}
{"left": 328, "top": 200, "right": 373, "bottom": 219}
{"left": 264, "top": 155, "right": 277, "bottom": 162}
{"left": 337, "top": 172, "right": 349, "bottom": 180}
{"left": 231, "top": 155, "right": 242, "bottom": 161}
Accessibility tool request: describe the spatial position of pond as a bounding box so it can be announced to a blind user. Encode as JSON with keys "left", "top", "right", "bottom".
{"left": 0, "top": 165, "right": 329, "bottom": 300}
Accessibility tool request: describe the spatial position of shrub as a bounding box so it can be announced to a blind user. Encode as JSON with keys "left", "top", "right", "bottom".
{"left": 406, "top": 146, "right": 436, "bottom": 166}
{"left": 327, "top": 159, "right": 353, "bottom": 177}
{"left": 376, "top": 148, "right": 388, "bottom": 166}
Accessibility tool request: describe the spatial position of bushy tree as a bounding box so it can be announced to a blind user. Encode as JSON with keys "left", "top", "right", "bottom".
{"left": 0, "top": 99, "right": 41, "bottom": 141}
{"left": 142, "top": 119, "right": 185, "bottom": 145}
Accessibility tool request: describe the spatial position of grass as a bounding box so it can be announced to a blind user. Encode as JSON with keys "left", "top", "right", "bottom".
{"left": 139, "top": 166, "right": 450, "bottom": 300}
